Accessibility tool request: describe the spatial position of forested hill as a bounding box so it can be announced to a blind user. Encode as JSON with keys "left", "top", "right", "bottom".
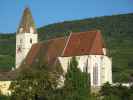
{"left": 0, "top": 13, "right": 133, "bottom": 82}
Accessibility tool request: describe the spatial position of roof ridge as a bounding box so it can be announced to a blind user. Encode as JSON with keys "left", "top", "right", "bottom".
{"left": 44, "top": 36, "right": 66, "bottom": 43}
{"left": 42, "top": 30, "right": 99, "bottom": 43}
{"left": 72, "top": 30, "right": 99, "bottom": 35}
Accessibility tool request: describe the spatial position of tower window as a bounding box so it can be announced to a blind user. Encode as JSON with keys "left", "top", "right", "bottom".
{"left": 30, "top": 38, "right": 32, "bottom": 44}
{"left": 20, "top": 39, "right": 22, "bottom": 43}
{"left": 93, "top": 63, "right": 98, "bottom": 86}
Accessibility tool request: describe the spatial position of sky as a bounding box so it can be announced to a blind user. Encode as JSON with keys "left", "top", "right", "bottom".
{"left": 0, "top": 0, "right": 133, "bottom": 33}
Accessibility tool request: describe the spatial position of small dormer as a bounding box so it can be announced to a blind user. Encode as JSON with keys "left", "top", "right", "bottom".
{"left": 30, "top": 27, "right": 34, "bottom": 33}
{"left": 102, "top": 48, "right": 106, "bottom": 55}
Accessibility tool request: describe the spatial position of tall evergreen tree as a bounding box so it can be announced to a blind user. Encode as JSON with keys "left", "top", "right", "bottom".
{"left": 63, "top": 57, "right": 90, "bottom": 100}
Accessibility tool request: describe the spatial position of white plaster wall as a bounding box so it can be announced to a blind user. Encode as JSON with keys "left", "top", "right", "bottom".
{"left": 0, "top": 81, "right": 11, "bottom": 95}
{"left": 58, "top": 55, "right": 112, "bottom": 87}
{"left": 16, "top": 34, "right": 25, "bottom": 68}
{"left": 58, "top": 56, "right": 89, "bottom": 73}
{"left": 58, "top": 55, "right": 102, "bottom": 86}
{"left": 16, "top": 33, "right": 38, "bottom": 68}
{"left": 89, "top": 55, "right": 101, "bottom": 87}
{"left": 24, "top": 33, "right": 38, "bottom": 49}
{"left": 58, "top": 57, "right": 71, "bottom": 73}
{"left": 78, "top": 56, "right": 88, "bottom": 72}
{"left": 101, "top": 56, "right": 112, "bottom": 84}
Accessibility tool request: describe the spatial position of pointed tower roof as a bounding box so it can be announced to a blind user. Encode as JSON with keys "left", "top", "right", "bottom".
{"left": 17, "top": 7, "right": 37, "bottom": 34}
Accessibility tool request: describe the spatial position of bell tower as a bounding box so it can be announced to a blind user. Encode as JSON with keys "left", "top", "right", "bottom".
{"left": 16, "top": 7, "right": 38, "bottom": 68}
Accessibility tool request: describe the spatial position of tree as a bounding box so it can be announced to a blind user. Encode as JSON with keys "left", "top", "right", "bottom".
{"left": 129, "top": 85, "right": 133, "bottom": 100}
{"left": 10, "top": 63, "right": 62, "bottom": 100}
{"left": 100, "top": 83, "right": 133, "bottom": 100}
{"left": 100, "top": 82, "right": 113, "bottom": 96}
{"left": 62, "top": 57, "right": 90, "bottom": 100}
{"left": 100, "top": 83, "right": 121, "bottom": 100}
{"left": 0, "top": 93, "right": 10, "bottom": 100}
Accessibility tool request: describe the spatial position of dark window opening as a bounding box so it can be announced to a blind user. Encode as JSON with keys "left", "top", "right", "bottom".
{"left": 30, "top": 38, "right": 32, "bottom": 44}
{"left": 20, "top": 39, "right": 22, "bottom": 43}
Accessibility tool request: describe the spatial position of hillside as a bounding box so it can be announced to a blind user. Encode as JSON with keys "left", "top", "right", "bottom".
{"left": 0, "top": 34, "right": 15, "bottom": 70}
{"left": 0, "top": 13, "right": 133, "bottom": 82}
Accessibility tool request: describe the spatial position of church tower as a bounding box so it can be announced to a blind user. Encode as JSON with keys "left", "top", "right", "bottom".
{"left": 16, "top": 7, "right": 38, "bottom": 68}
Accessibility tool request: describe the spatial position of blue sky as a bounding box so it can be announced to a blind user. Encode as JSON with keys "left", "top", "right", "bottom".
{"left": 0, "top": 0, "right": 133, "bottom": 33}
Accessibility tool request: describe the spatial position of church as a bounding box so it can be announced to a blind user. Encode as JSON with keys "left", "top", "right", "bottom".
{"left": 0, "top": 7, "right": 112, "bottom": 95}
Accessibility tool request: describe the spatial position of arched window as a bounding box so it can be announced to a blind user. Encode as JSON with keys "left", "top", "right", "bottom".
{"left": 93, "top": 63, "right": 98, "bottom": 86}
{"left": 83, "top": 59, "right": 88, "bottom": 72}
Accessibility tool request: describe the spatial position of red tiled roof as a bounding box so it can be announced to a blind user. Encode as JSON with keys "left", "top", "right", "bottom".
{"left": 24, "top": 37, "right": 66, "bottom": 66}
{"left": 25, "top": 30, "right": 105, "bottom": 66}
{"left": 26, "top": 43, "right": 42, "bottom": 65}
{"left": 63, "top": 31, "right": 98, "bottom": 56}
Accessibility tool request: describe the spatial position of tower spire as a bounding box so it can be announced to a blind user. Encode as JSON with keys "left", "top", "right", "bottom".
{"left": 17, "top": 7, "right": 37, "bottom": 34}
{"left": 16, "top": 7, "right": 38, "bottom": 68}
